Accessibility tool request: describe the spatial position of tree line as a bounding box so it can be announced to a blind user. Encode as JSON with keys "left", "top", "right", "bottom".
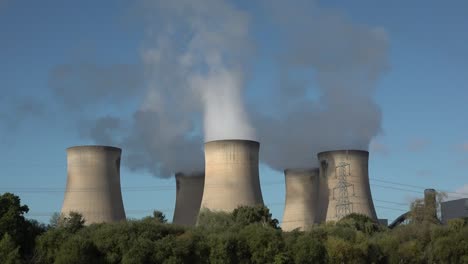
{"left": 0, "top": 192, "right": 467, "bottom": 263}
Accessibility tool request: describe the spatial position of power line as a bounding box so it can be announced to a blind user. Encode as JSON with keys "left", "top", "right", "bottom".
{"left": 374, "top": 199, "right": 408, "bottom": 207}
{"left": 0, "top": 181, "right": 284, "bottom": 193}
{"left": 370, "top": 184, "right": 424, "bottom": 194}
{"left": 2, "top": 177, "right": 466, "bottom": 196}
{"left": 371, "top": 177, "right": 468, "bottom": 197}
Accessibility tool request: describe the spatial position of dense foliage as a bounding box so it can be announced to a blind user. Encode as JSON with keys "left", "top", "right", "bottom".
{"left": 1, "top": 192, "right": 467, "bottom": 263}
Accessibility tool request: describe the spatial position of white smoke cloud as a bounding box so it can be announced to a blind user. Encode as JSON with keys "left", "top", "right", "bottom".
{"left": 51, "top": 0, "right": 389, "bottom": 177}
{"left": 191, "top": 68, "right": 254, "bottom": 141}
{"left": 251, "top": 0, "right": 389, "bottom": 170}
{"left": 141, "top": 0, "right": 255, "bottom": 142}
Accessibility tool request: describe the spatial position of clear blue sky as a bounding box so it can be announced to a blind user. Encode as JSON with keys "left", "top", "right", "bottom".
{"left": 1, "top": 0, "right": 467, "bottom": 224}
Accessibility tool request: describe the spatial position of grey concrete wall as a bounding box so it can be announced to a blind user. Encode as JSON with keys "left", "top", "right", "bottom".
{"left": 441, "top": 198, "right": 468, "bottom": 224}
{"left": 200, "top": 140, "right": 264, "bottom": 212}
{"left": 318, "top": 150, "right": 377, "bottom": 222}
{"left": 282, "top": 168, "right": 320, "bottom": 231}
{"left": 172, "top": 172, "right": 205, "bottom": 226}
{"left": 61, "top": 145, "right": 126, "bottom": 224}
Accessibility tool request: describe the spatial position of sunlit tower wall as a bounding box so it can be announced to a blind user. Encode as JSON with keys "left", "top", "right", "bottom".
{"left": 61, "top": 145, "right": 126, "bottom": 224}
{"left": 282, "top": 168, "right": 320, "bottom": 231}
{"left": 318, "top": 150, "right": 377, "bottom": 222}
{"left": 172, "top": 172, "right": 205, "bottom": 226}
{"left": 200, "top": 140, "right": 264, "bottom": 212}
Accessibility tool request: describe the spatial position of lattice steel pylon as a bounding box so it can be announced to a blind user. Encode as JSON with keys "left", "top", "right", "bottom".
{"left": 333, "top": 162, "right": 355, "bottom": 219}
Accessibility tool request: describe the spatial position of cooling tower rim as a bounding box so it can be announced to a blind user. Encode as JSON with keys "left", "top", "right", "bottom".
{"left": 284, "top": 168, "right": 319, "bottom": 174}
{"left": 204, "top": 139, "right": 259, "bottom": 146}
{"left": 317, "top": 149, "right": 369, "bottom": 157}
{"left": 175, "top": 171, "right": 205, "bottom": 179}
{"left": 67, "top": 145, "right": 122, "bottom": 153}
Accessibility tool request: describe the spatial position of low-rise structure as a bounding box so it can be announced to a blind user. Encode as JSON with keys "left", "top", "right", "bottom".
{"left": 441, "top": 198, "right": 468, "bottom": 224}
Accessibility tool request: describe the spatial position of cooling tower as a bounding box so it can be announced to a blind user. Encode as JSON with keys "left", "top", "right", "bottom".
{"left": 318, "top": 150, "right": 377, "bottom": 222}
{"left": 61, "top": 145, "right": 126, "bottom": 224}
{"left": 282, "top": 168, "right": 320, "bottom": 231}
{"left": 200, "top": 139, "right": 264, "bottom": 212}
{"left": 172, "top": 172, "right": 205, "bottom": 226}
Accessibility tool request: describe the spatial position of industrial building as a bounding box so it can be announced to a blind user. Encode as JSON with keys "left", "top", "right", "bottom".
{"left": 200, "top": 139, "right": 264, "bottom": 212}
{"left": 441, "top": 198, "right": 468, "bottom": 224}
{"left": 61, "top": 145, "right": 126, "bottom": 225}
{"left": 318, "top": 150, "right": 377, "bottom": 222}
{"left": 172, "top": 172, "right": 205, "bottom": 226}
{"left": 282, "top": 168, "right": 320, "bottom": 231}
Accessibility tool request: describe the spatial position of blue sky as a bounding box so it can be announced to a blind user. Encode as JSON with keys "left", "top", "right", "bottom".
{"left": 1, "top": 0, "right": 467, "bottom": 225}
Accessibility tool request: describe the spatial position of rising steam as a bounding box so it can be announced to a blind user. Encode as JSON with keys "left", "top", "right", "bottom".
{"left": 252, "top": 0, "right": 389, "bottom": 170}
{"left": 50, "top": 0, "right": 388, "bottom": 177}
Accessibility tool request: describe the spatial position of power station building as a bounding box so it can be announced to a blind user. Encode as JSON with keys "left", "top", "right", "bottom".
{"left": 282, "top": 168, "right": 320, "bottom": 231}
{"left": 318, "top": 150, "right": 377, "bottom": 222}
{"left": 441, "top": 198, "right": 468, "bottom": 224}
{"left": 172, "top": 172, "right": 205, "bottom": 226}
{"left": 200, "top": 139, "right": 264, "bottom": 212}
{"left": 61, "top": 145, "right": 126, "bottom": 224}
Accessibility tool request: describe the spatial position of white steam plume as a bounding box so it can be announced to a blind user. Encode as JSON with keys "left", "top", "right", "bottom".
{"left": 251, "top": 0, "right": 389, "bottom": 170}
{"left": 80, "top": 0, "right": 255, "bottom": 177}
{"left": 142, "top": 0, "right": 255, "bottom": 142}
{"left": 51, "top": 0, "right": 388, "bottom": 177}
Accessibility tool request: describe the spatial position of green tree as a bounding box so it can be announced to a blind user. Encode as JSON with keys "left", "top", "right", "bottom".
{"left": 142, "top": 210, "right": 168, "bottom": 224}
{"left": 292, "top": 233, "right": 328, "bottom": 264}
{"left": 153, "top": 210, "right": 167, "bottom": 223}
{"left": 197, "top": 209, "right": 233, "bottom": 230}
{"left": 338, "top": 213, "right": 382, "bottom": 235}
{"left": 207, "top": 231, "right": 247, "bottom": 264}
{"left": 22, "top": 219, "right": 46, "bottom": 260}
{"left": 49, "top": 212, "right": 62, "bottom": 228}
{"left": 34, "top": 228, "right": 71, "bottom": 264}
{"left": 326, "top": 236, "right": 365, "bottom": 264}
{"left": 122, "top": 238, "right": 156, "bottom": 264}
{"left": 240, "top": 224, "right": 285, "bottom": 264}
{"left": 54, "top": 236, "right": 103, "bottom": 264}
{"left": 291, "top": 233, "right": 327, "bottom": 264}
{"left": 231, "top": 205, "right": 279, "bottom": 229}
{"left": 0, "top": 192, "right": 45, "bottom": 259}
{"left": 61, "top": 212, "right": 85, "bottom": 233}
{"left": 397, "top": 240, "right": 425, "bottom": 264}
{"left": 430, "top": 226, "right": 468, "bottom": 263}
{"left": 448, "top": 218, "right": 466, "bottom": 232}
{"left": 0, "top": 193, "right": 29, "bottom": 243}
{"left": 0, "top": 233, "right": 22, "bottom": 264}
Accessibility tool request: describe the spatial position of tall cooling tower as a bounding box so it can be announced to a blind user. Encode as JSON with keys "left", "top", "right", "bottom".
{"left": 318, "top": 150, "right": 377, "bottom": 222}
{"left": 172, "top": 172, "right": 205, "bottom": 226}
{"left": 61, "top": 145, "right": 126, "bottom": 224}
{"left": 200, "top": 139, "right": 264, "bottom": 212}
{"left": 282, "top": 168, "right": 320, "bottom": 231}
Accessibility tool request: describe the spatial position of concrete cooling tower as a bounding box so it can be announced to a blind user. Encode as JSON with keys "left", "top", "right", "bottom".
{"left": 200, "top": 139, "right": 264, "bottom": 212}
{"left": 282, "top": 168, "right": 320, "bottom": 231}
{"left": 318, "top": 150, "right": 377, "bottom": 222}
{"left": 172, "top": 172, "right": 205, "bottom": 226}
{"left": 61, "top": 145, "right": 126, "bottom": 224}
